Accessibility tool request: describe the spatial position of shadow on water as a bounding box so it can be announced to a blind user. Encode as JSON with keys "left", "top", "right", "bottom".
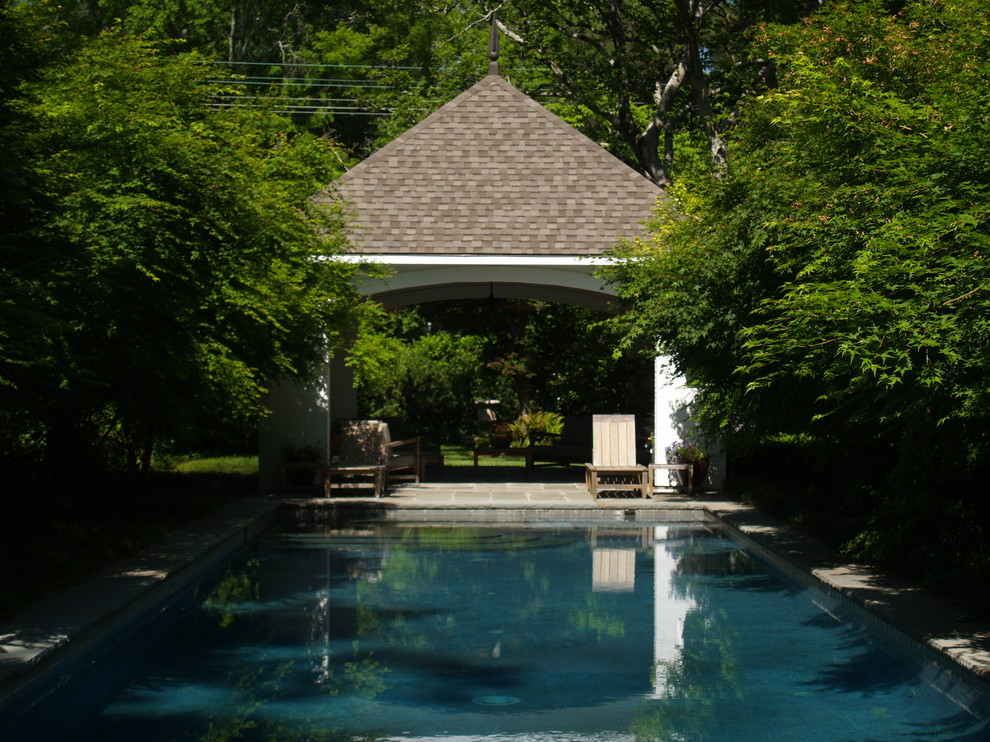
{"left": 901, "top": 711, "right": 990, "bottom": 741}
{"left": 803, "top": 642, "right": 916, "bottom": 696}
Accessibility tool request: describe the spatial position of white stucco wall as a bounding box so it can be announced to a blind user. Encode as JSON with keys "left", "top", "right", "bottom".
{"left": 652, "top": 355, "right": 726, "bottom": 491}
{"left": 258, "top": 367, "right": 331, "bottom": 492}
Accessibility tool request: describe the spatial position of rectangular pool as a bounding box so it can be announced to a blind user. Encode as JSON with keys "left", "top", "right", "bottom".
{"left": 5, "top": 521, "right": 989, "bottom": 741}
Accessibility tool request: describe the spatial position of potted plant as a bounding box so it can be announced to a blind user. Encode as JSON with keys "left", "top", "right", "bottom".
{"left": 664, "top": 440, "right": 709, "bottom": 492}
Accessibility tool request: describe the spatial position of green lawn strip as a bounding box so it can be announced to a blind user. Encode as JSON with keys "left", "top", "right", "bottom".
{"left": 441, "top": 444, "right": 528, "bottom": 467}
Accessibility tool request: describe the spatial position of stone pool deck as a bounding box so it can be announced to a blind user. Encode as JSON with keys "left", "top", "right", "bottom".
{"left": 3, "top": 477, "right": 990, "bottom": 720}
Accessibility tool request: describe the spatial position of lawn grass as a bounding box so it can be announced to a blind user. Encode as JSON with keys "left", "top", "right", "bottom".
{"left": 441, "top": 444, "right": 528, "bottom": 467}
{"left": 173, "top": 455, "right": 259, "bottom": 475}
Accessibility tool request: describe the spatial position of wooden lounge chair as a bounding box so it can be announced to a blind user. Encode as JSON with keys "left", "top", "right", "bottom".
{"left": 381, "top": 421, "right": 422, "bottom": 484}
{"left": 585, "top": 414, "right": 649, "bottom": 499}
{"left": 382, "top": 417, "right": 442, "bottom": 479}
{"left": 324, "top": 420, "right": 389, "bottom": 498}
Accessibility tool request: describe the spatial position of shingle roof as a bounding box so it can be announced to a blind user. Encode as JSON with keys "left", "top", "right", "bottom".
{"left": 320, "top": 74, "right": 665, "bottom": 256}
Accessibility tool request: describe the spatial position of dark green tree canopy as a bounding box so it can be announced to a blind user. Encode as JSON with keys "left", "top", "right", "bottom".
{"left": 0, "top": 10, "right": 361, "bottom": 490}
{"left": 608, "top": 0, "right": 990, "bottom": 441}
{"left": 348, "top": 301, "right": 654, "bottom": 443}
{"left": 603, "top": 0, "right": 990, "bottom": 580}
{"left": 497, "top": 0, "right": 818, "bottom": 184}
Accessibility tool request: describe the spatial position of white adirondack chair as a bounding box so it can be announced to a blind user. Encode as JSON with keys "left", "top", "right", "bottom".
{"left": 584, "top": 414, "right": 649, "bottom": 499}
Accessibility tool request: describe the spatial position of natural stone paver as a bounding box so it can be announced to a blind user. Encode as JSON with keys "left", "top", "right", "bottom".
{"left": 0, "top": 498, "right": 280, "bottom": 717}
{"left": 385, "top": 480, "right": 590, "bottom": 507}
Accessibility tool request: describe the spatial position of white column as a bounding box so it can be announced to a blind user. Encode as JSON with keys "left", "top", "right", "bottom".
{"left": 652, "top": 355, "right": 725, "bottom": 490}
{"left": 258, "top": 364, "right": 332, "bottom": 493}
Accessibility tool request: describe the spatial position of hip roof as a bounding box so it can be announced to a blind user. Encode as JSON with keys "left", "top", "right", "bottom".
{"left": 318, "top": 74, "right": 665, "bottom": 257}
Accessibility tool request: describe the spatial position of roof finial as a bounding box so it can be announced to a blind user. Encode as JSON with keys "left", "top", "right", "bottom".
{"left": 488, "top": 11, "right": 500, "bottom": 76}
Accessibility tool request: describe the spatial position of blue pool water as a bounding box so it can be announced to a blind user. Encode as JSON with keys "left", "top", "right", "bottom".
{"left": 5, "top": 522, "right": 990, "bottom": 741}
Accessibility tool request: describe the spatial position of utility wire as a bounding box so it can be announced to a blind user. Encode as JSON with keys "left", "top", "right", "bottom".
{"left": 209, "top": 60, "right": 421, "bottom": 70}
{"left": 206, "top": 61, "right": 560, "bottom": 116}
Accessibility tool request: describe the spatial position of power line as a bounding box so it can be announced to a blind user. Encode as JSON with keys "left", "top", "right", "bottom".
{"left": 205, "top": 61, "right": 562, "bottom": 117}
{"left": 209, "top": 60, "right": 421, "bottom": 70}
{"left": 207, "top": 78, "right": 398, "bottom": 90}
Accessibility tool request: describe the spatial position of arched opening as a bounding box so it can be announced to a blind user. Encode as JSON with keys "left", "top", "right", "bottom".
{"left": 348, "top": 283, "right": 656, "bottom": 480}
{"left": 259, "top": 271, "right": 723, "bottom": 492}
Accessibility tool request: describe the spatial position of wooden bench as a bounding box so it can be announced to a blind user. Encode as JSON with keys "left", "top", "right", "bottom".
{"left": 649, "top": 463, "right": 694, "bottom": 494}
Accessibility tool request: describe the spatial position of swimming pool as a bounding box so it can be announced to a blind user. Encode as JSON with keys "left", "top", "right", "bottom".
{"left": 5, "top": 521, "right": 989, "bottom": 741}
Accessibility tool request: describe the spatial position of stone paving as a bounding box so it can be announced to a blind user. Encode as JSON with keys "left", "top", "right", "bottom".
{"left": 3, "top": 473, "right": 990, "bottom": 722}
{"left": 387, "top": 479, "right": 594, "bottom": 506}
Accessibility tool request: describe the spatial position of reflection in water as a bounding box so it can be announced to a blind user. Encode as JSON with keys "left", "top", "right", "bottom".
{"left": 5, "top": 524, "right": 989, "bottom": 742}
{"left": 651, "top": 526, "right": 694, "bottom": 697}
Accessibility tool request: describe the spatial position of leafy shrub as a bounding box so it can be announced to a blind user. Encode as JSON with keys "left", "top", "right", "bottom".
{"left": 508, "top": 410, "right": 564, "bottom": 447}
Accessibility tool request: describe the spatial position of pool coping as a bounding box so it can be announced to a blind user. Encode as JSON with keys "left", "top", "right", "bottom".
{"left": 2, "top": 492, "right": 990, "bottom": 721}
{"left": 708, "top": 502, "right": 990, "bottom": 706}
{"left": 0, "top": 496, "right": 282, "bottom": 719}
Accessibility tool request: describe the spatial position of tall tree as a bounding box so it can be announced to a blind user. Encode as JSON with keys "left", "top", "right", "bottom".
{"left": 499, "top": 0, "right": 818, "bottom": 185}
{"left": 302, "top": 1, "right": 496, "bottom": 154}
{"left": 46, "top": 0, "right": 820, "bottom": 181}
{"left": 603, "top": 0, "right": 990, "bottom": 575}
{"left": 59, "top": 0, "right": 347, "bottom": 63}
{"left": 0, "top": 23, "right": 361, "bottom": 492}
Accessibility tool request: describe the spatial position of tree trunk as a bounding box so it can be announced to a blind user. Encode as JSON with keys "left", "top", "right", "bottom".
{"left": 675, "top": 0, "right": 728, "bottom": 175}
{"left": 633, "top": 52, "right": 691, "bottom": 187}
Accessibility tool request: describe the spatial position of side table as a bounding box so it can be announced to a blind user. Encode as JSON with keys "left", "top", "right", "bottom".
{"left": 649, "top": 463, "right": 694, "bottom": 494}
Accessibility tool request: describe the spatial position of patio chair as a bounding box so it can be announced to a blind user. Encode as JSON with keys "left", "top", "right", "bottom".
{"left": 324, "top": 420, "right": 389, "bottom": 497}
{"left": 381, "top": 420, "right": 422, "bottom": 484}
{"left": 585, "top": 414, "right": 649, "bottom": 499}
{"left": 383, "top": 417, "right": 442, "bottom": 479}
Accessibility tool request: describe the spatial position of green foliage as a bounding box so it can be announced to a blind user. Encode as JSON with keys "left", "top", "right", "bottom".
{"left": 507, "top": 409, "right": 564, "bottom": 447}
{"left": 59, "top": 0, "right": 345, "bottom": 62}
{"left": 609, "top": 0, "right": 990, "bottom": 449}
{"left": 604, "top": 0, "right": 990, "bottom": 607}
{"left": 202, "top": 559, "right": 261, "bottom": 629}
{"left": 348, "top": 305, "right": 487, "bottom": 441}
{"left": 46, "top": 0, "right": 816, "bottom": 182}
{"left": 665, "top": 440, "right": 708, "bottom": 463}
{"left": 734, "top": 0, "right": 990, "bottom": 494}
{"left": 0, "top": 22, "right": 361, "bottom": 494}
{"left": 348, "top": 302, "right": 653, "bottom": 443}
{"left": 568, "top": 594, "right": 626, "bottom": 641}
{"left": 501, "top": 0, "right": 813, "bottom": 183}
